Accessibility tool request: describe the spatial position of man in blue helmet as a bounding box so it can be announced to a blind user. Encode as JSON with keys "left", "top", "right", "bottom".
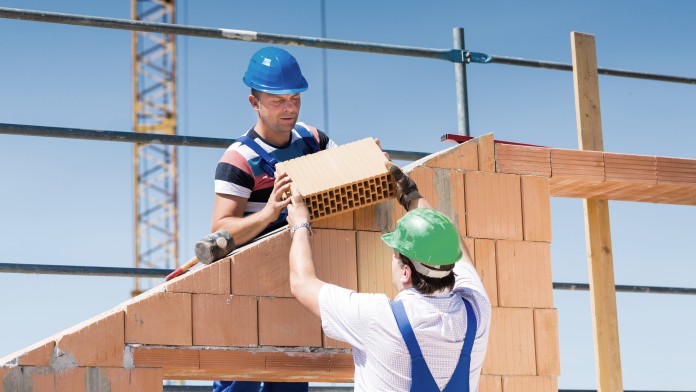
{"left": 285, "top": 163, "right": 491, "bottom": 391}
{"left": 211, "top": 47, "right": 337, "bottom": 392}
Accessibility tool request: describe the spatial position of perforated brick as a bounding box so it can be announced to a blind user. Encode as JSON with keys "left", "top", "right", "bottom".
{"left": 275, "top": 137, "right": 395, "bottom": 221}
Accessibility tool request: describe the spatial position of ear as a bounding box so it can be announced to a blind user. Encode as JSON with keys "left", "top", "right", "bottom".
{"left": 400, "top": 263, "right": 413, "bottom": 287}
{"left": 249, "top": 95, "right": 259, "bottom": 110}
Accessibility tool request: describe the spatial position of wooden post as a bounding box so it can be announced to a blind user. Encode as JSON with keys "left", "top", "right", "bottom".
{"left": 571, "top": 32, "right": 624, "bottom": 392}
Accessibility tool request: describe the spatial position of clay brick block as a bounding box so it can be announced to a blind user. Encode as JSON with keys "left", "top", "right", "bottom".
{"left": 34, "top": 370, "right": 59, "bottom": 392}
{"left": 199, "top": 349, "right": 266, "bottom": 373}
{"left": 474, "top": 239, "right": 498, "bottom": 307}
{"left": 265, "top": 352, "right": 331, "bottom": 376}
{"left": 329, "top": 353, "right": 355, "bottom": 380}
{"left": 323, "top": 333, "right": 351, "bottom": 349}
{"left": 1, "top": 367, "right": 62, "bottom": 392}
{"left": 657, "top": 156, "right": 696, "bottom": 185}
{"left": 476, "top": 133, "right": 496, "bottom": 172}
{"left": 462, "top": 237, "right": 475, "bottom": 261}
{"left": 167, "top": 257, "right": 231, "bottom": 294}
{"left": 56, "top": 310, "right": 124, "bottom": 367}
{"left": 465, "top": 171, "right": 523, "bottom": 240}
{"left": 496, "top": 240, "right": 553, "bottom": 308}
{"left": 521, "top": 176, "right": 552, "bottom": 242}
{"left": 551, "top": 148, "right": 604, "bottom": 180}
{"left": 449, "top": 170, "right": 467, "bottom": 236}
{"left": 132, "top": 347, "right": 200, "bottom": 371}
{"left": 276, "top": 137, "right": 395, "bottom": 221}
{"left": 356, "top": 231, "right": 397, "bottom": 298}
{"left": 483, "top": 307, "right": 536, "bottom": 375}
{"left": 412, "top": 167, "right": 466, "bottom": 235}
{"left": 353, "top": 199, "right": 398, "bottom": 232}
{"left": 258, "top": 297, "right": 322, "bottom": 347}
{"left": 231, "top": 230, "right": 292, "bottom": 297}
{"left": 312, "top": 210, "right": 354, "bottom": 230}
{"left": 192, "top": 294, "right": 257, "bottom": 347}
{"left": 423, "top": 138, "right": 478, "bottom": 170}
{"left": 313, "top": 229, "right": 358, "bottom": 291}
{"left": 125, "top": 292, "right": 192, "bottom": 345}
{"left": 10, "top": 339, "right": 54, "bottom": 366}
{"left": 409, "top": 166, "right": 437, "bottom": 208}
{"left": 604, "top": 152, "right": 656, "bottom": 184}
{"left": 496, "top": 144, "right": 551, "bottom": 177}
{"left": 478, "top": 375, "right": 502, "bottom": 392}
{"left": 534, "top": 309, "right": 561, "bottom": 376}
{"left": 89, "top": 367, "right": 163, "bottom": 392}
{"left": 502, "top": 375, "right": 558, "bottom": 392}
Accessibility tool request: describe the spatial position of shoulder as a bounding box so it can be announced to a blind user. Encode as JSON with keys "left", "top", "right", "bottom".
{"left": 319, "top": 284, "right": 389, "bottom": 320}
{"left": 295, "top": 122, "right": 337, "bottom": 150}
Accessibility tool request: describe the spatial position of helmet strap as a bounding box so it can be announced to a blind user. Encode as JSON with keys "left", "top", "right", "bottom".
{"left": 410, "top": 260, "right": 453, "bottom": 279}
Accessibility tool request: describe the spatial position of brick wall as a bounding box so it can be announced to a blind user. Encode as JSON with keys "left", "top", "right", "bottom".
{"left": 1, "top": 134, "right": 560, "bottom": 389}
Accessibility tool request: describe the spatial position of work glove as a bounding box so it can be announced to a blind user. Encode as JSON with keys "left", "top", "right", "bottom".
{"left": 386, "top": 162, "right": 422, "bottom": 211}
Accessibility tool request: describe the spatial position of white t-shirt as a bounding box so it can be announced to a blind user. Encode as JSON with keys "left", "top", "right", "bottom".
{"left": 319, "top": 261, "right": 491, "bottom": 392}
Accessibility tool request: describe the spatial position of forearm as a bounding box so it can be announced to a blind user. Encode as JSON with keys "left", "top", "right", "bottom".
{"left": 407, "top": 197, "right": 432, "bottom": 211}
{"left": 213, "top": 209, "right": 275, "bottom": 246}
{"left": 289, "top": 227, "right": 324, "bottom": 318}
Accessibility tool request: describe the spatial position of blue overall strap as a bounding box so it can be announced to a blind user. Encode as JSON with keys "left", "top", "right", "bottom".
{"left": 293, "top": 123, "right": 320, "bottom": 154}
{"left": 236, "top": 135, "right": 278, "bottom": 178}
{"left": 389, "top": 297, "right": 477, "bottom": 392}
{"left": 389, "top": 300, "right": 440, "bottom": 392}
{"left": 442, "top": 298, "right": 477, "bottom": 392}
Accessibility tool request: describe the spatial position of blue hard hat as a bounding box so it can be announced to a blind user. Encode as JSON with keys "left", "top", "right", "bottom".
{"left": 243, "top": 47, "right": 308, "bottom": 94}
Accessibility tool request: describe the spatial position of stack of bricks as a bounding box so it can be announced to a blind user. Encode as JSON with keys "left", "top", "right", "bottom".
{"left": 496, "top": 143, "right": 696, "bottom": 205}
{"left": 0, "top": 133, "right": 560, "bottom": 390}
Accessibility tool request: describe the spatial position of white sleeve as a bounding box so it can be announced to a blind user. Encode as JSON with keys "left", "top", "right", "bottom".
{"left": 453, "top": 261, "right": 488, "bottom": 300}
{"left": 318, "top": 284, "right": 389, "bottom": 351}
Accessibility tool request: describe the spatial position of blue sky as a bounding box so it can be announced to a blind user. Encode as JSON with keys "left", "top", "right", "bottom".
{"left": 1, "top": 1, "right": 695, "bottom": 389}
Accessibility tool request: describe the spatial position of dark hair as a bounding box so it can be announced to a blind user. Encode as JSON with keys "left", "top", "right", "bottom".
{"left": 251, "top": 88, "right": 261, "bottom": 99}
{"left": 398, "top": 253, "right": 455, "bottom": 294}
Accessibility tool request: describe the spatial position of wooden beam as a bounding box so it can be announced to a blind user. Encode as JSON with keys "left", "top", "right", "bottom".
{"left": 571, "top": 31, "right": 624, "bottom": 392}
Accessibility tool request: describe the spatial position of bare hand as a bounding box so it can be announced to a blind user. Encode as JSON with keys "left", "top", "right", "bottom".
{"left": 286, "top": 186, "right": 311, "bottom": 227}
{"left": 262, "top": 171, "right": 293, "bottom": 220}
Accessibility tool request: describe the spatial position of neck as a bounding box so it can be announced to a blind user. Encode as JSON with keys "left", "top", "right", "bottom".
{"left": 254, "top": 123, "right": 293, "bottom": 146}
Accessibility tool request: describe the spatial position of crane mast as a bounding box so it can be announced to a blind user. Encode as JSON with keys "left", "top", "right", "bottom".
{"left": 131, "top": 0, "right": 178, "bottom": 295}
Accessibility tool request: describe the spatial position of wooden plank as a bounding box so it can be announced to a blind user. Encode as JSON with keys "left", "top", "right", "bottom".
{"left": 571, "top": 31, "right": 623, "bottom": 392}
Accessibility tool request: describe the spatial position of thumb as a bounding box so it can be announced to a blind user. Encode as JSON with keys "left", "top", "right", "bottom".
{"left": 290, "top": 186, "right": 305, "bottom": 207}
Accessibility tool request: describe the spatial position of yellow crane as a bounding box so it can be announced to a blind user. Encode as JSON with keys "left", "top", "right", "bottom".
{"left": 131, "top": 0, "right": 178, "bottom": 295}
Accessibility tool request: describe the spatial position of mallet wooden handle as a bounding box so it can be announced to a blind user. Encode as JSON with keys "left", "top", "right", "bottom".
{"left": 165, "top": 256, "right": 199, "bottom": 281}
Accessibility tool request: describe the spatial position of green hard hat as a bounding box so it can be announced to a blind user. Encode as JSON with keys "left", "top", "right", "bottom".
{"left": 381, "top": 208, "right": 462, "bottom": 266}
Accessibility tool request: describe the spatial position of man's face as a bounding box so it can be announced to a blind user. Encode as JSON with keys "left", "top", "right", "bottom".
{"left": 254, "top": 91, "right": 301, "bottom": 135}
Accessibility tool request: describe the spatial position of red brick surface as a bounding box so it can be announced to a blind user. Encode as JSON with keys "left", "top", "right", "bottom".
{"left": 258, "top": 297, "right": 322, "bottom": 347}
{"left": 166, "top": 257, "right": 231, "bottom": 294}
{"left": 502, "top": 375, "right": 558, "bottom": 392}
{"left": 192, "top": 294, "right": 257, "bottom": 347}
{"left": 465, "top": 171, "right": 523, "bottom": 240}
{"left": 483, "top": 307, "right": 536, "bottom": 375}
{"left": 356, "top": 231, "right": 397, "bottom": 298}
{"left": 496, "top": 240, "right": 553, "bottom": 308}
{"left": 534, "top": 309, "right": 561, "bottom": 376}
{"left": 474, "top": 239, "right": 498, "bottom": 307}
{"left": 56, "top": 310, "right": 124, "bottom": 367}
{"left": 521, "top": 175, "right": 552, "bottom": 242}
{"left": 125, "top": 292, "right": 192, "bottom": 345}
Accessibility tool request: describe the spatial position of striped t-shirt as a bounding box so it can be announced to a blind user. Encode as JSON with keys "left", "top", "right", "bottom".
{"left": 214, "top": 122, "right": 337, "bottom": 234}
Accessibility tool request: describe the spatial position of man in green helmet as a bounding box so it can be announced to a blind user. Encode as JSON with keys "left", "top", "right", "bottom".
{"left": 286, "top": 162, "right": 491, "bottom": 392}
